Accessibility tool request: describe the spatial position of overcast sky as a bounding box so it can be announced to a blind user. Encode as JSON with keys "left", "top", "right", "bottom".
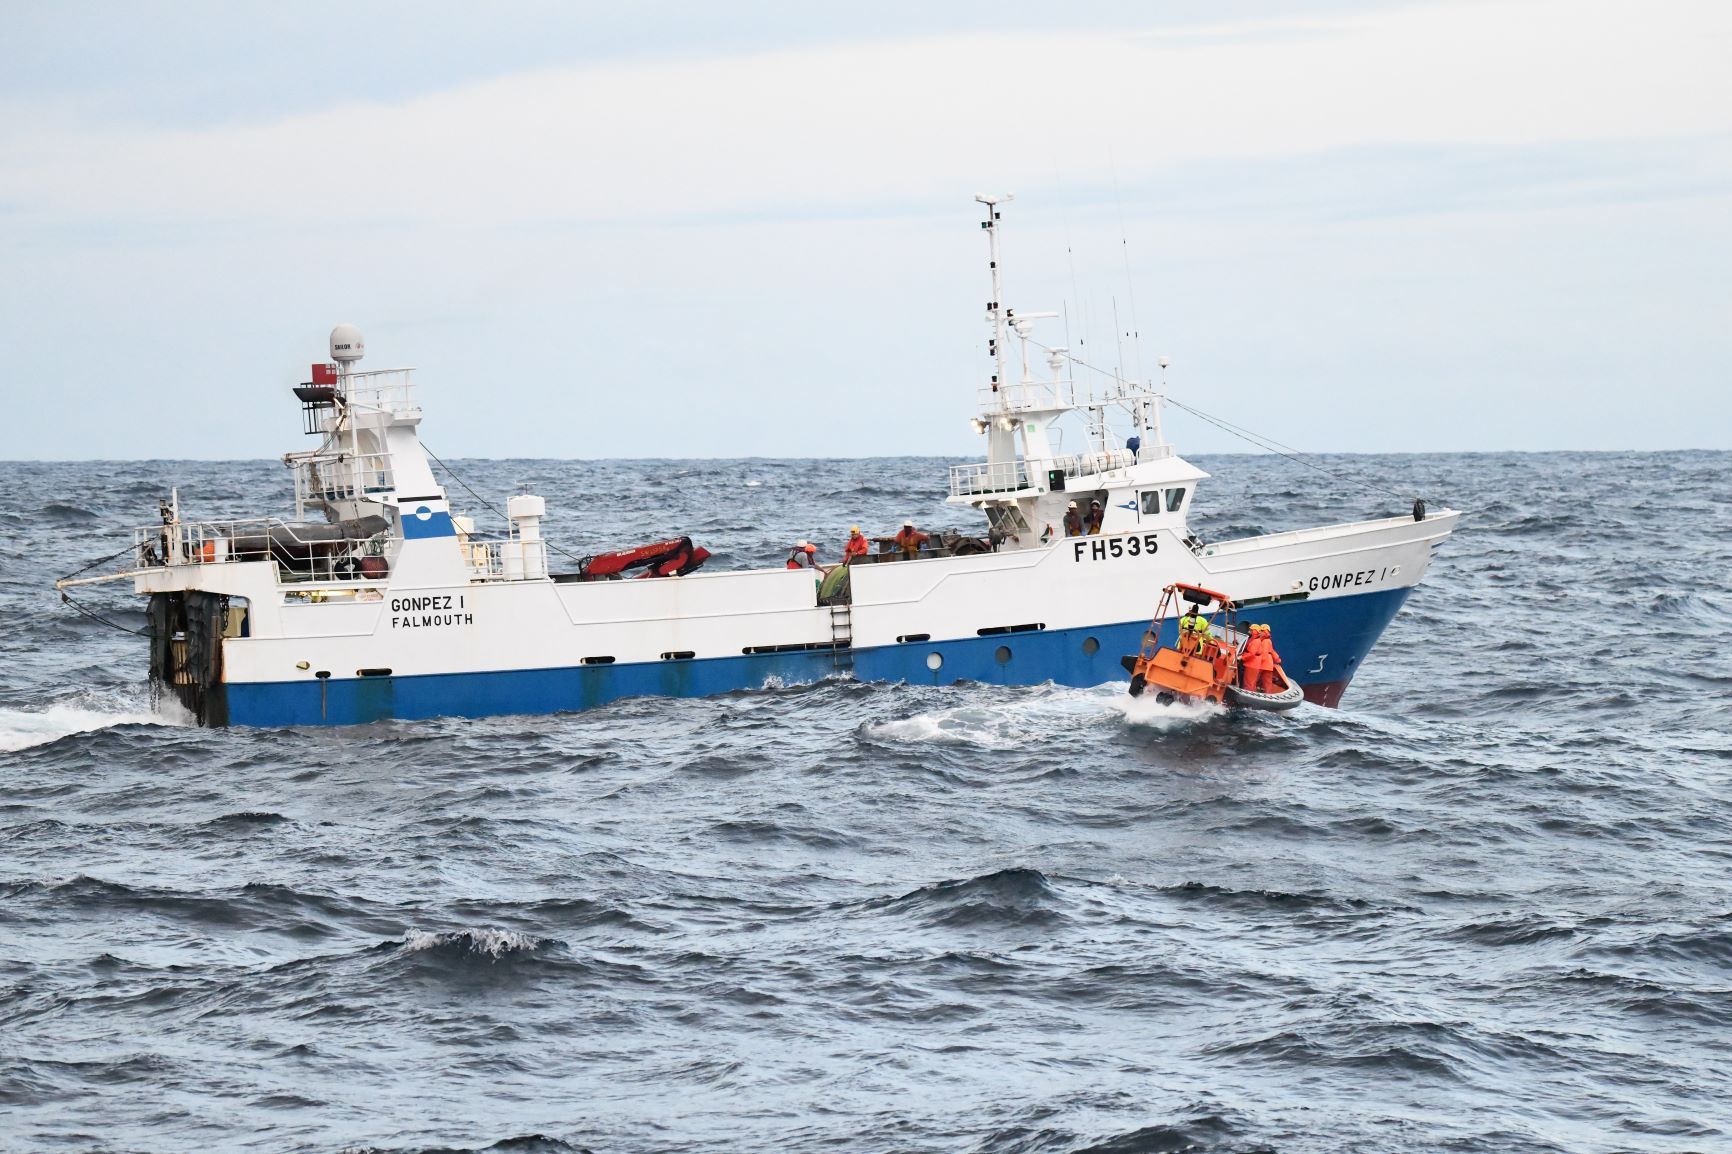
{"left": 2, "top": 0, "right": 1728, "bottom": 459}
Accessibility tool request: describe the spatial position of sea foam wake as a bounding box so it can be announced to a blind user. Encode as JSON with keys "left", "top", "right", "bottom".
{"left": 0, "top": 698, "right": 187, "bottom": 752}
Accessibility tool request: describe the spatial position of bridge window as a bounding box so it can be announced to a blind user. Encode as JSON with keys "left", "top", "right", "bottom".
{"left": 1139, "top": 491, "right": 1162, "bottom": 515}
{"left": 984, "top": 504, "right": 1030, "bottom": 537}
{"left": 1165, "top": 487, "right": 1187, "bottom": 513}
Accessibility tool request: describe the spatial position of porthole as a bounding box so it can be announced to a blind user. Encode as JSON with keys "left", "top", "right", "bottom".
{"left": 995, "top": 645, "right": 1012, "bottom": 664}
{"left": 926, "top": 652, "right": 943, "bottom": 671}
{"left": 1081, "top": 636, "right": 1100, "bottom": 656}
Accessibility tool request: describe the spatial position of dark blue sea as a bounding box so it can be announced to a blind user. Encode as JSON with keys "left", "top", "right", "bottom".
{"left": 3, "top": 452, "right": 1730, "bottom": 1153}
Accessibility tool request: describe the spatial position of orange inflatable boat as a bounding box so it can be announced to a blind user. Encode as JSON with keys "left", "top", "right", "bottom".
{"left": 1121, "top": 583, "right": 1304, "bottom": 711}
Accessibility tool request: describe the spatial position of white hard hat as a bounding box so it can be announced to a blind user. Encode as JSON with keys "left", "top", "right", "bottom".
{"left": 903, "top": 520, "right": 914, "bottom": 527}
{"left": 796, "top": 540, "right": 810, "bottom": 548}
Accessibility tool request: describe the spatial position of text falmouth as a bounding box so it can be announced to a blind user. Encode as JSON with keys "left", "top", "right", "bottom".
{"left": 391, "top": 594, "right": 472, "bottom": 630}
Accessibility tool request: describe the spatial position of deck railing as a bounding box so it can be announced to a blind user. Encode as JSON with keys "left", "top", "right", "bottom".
{"left": 458, "top": 536, "right": 548, "bottom": 582}
{"left": 976, "top": 379, "right": 1078, "bottom": 412}
{"left": 133, "top": 517, "right": 392, "bottom": 585}
{"left": 948, "top": 447, "right": 1164, "bottom": 498}
{"left": 289, "top": 450, "right": 396, "bottom": 510}
{"left": 340, "top": 368, "right": 417, "bottom": 412}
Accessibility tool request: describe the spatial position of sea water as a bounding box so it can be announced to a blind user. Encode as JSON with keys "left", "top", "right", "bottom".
{"left": 1, "top": 452, "right": 1729, "bottom": 1153}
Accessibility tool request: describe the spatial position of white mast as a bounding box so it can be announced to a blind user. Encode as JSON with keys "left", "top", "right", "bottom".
{"left": 976, "top": 193, "right": 1012, "bottom": 407}
{"left": 961, "top": 195, "right": 1167, "bottom": 485}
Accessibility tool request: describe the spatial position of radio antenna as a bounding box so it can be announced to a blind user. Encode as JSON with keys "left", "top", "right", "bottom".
{"left": 1109, "top": 150, "right": 1145, "bottom": 385}
{"left": 1063, "top": 208, "right": 1093, "bottom": 406}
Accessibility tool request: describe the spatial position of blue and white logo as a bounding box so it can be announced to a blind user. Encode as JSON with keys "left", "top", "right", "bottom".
{"left": 401, "top": 503, "right": 457, "bottom": 541}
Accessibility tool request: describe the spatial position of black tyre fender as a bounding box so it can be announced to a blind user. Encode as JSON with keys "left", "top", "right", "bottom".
{"left": 1154, "top": 691, "right": 1176, "bottom": 706}
{"left": 1128, "top": 673, "right": 1146, "bottom": 698}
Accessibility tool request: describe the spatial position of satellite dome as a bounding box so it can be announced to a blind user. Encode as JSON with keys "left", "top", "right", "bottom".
{"left": 329, "top": 323, "right": 365, "bottom": 364}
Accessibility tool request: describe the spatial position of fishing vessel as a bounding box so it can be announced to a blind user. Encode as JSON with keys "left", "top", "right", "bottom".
{"left": 59, "top": 196, "right": 1459, "bottom": 727}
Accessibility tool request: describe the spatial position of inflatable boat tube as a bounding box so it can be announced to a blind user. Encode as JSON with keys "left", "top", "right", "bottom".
{"left": 230, "top": 516, "right": 390, "bottom": 568}
{"left": 1226, "top": 680, "right": 1304, "bottom": 712}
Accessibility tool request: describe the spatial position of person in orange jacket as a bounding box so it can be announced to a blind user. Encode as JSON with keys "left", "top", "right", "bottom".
{"left": 1259, "top": 626, "right": 1285, "bottom": 693}
{"left": 1244, "top": 624, "right": 1284, "bottom": 693}
{"left": 842, "top": 526, "right": 870, "bottom": 564}
{"left": 890, "top": 520, "right": 929, "bottom": 560}
{"left": 1239, "top": 624, "right": 1268, "bottom": 689}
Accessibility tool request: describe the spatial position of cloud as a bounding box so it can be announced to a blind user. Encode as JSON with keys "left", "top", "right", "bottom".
{"left": 3, "top": 0, "right": 1727, "bottom": 226}
{"left": 2, "top": 1, "right": 1729, "bottom": 459}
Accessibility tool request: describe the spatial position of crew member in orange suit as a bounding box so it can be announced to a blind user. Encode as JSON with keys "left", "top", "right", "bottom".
{"left": 890, "top": 520, "right": 929, "bottom": 560}
{"left": 1239, "top": 624, "right": 1268, "bottom": 690}
{"left": 1257, "top": 625, "right": 1284, "bottom": 693}
{"left": 1245, "top": 624, "right": 1284, "bottom": 693}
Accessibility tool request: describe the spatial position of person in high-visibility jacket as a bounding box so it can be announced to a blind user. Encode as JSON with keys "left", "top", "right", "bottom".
{"left": 1238, "top": 624, "right": 1268, "bottom": 686}
{"left": 1178, "top": 607, "right": 1210, "bottom": 655}
{"left": 1242, "top": 624, "right": 1283, "bottom": 692}
{"left": 842, "top": 526, "right": 870, "bottom": 564}
{"left": 1255, "top": 625, "right": 1284, "bottom": 693}
{"left": 891, "top": 520, "right": 929, "bottom": 560}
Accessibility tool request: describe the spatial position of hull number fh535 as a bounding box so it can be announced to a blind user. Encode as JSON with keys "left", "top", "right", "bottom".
{"left": 1072, "top": 535, "right": 1159, "bottom": 562}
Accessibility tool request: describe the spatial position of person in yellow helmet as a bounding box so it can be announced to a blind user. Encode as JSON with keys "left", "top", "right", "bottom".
{"left": 1252, "top": 624, "right": 1283, "bottom": 693}
{"left": 1241, "top": 623, "right": 1282, "bottom": 691}
{"left": 1178, "top": 604, "right": 1210, "bottom": 656}
{"left": 842, "top": 525, "right": 870, "bottom": 564}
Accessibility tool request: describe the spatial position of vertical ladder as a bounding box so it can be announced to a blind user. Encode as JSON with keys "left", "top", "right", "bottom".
{"left": 829, "top": 603, "right": 854, "bottom": 673}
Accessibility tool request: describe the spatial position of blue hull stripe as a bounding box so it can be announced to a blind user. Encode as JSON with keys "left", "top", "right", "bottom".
{"left": 223, "top": 586, "right": 1413, "bottom": 727}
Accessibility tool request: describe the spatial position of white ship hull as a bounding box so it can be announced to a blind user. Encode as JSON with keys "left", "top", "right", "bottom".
{"left": 133, "top": 510, "right": 1454, "bottom": 727}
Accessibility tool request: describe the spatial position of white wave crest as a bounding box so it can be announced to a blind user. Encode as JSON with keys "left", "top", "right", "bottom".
{"left": 400, "top": 928, "right": 543, "bottom": 958}
{"left": 0, "top": 698, "right": 191, "bottom": 753}
{"left": 1110, "top": 692, "right": 1225, "bottom": 730}
{"left": 866, "top": 684, "right": 1130, "bottom": 749}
